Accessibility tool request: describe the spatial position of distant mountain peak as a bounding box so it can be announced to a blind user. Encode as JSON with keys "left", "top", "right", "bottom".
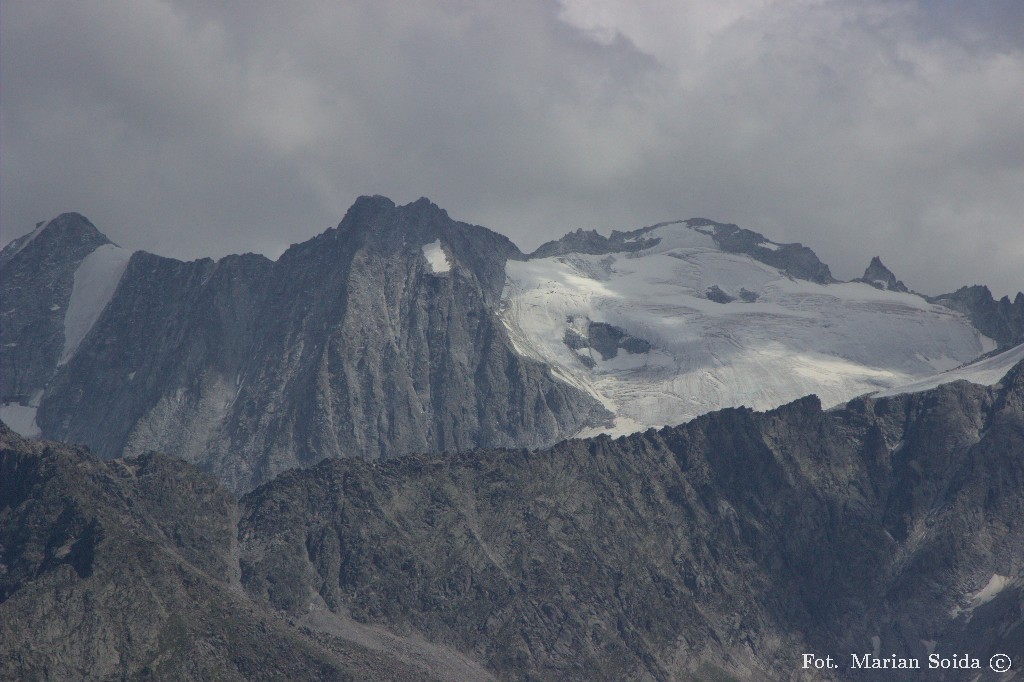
{"left": 0, "top": 213, "right": 112, "bottom": 266}
{"left": 860, "top": 256, "right": 908, "bottom": 292}
{"left": 531, "top": 217, "right": 835, "bottom": 284}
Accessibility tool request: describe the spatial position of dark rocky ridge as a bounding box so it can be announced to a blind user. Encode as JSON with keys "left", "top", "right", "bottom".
{"left": 692, "top": 220, "right": 836, "bottom": 284}
{"left": 533, "top": 218, "right": 836, "bottom": 284}
{"left": 530, "top": 227, "right": 659, "bottom": 258}
{"left": 931, "top": 285, "right": 1024, "bottom": 349}
{"left": 7, "top": 359, "right": 1021, "bottom": 680}
{"left": 29, "top": 197, "right": 609, "bottom": 492}
{"left": 239, "top": 363, "right": 1024, "bottom": 680}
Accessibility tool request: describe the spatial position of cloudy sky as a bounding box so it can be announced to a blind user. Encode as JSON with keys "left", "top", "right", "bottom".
{"left": 2, "top": 0, "right": 1022, "bottom": 296}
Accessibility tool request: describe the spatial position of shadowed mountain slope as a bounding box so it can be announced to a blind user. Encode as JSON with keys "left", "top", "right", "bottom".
{"left": 4, "top": 358, "right": 1022, "bottom": 680}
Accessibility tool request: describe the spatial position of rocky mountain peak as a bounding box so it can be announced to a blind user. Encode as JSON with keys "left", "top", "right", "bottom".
{"left": 0, "top": 212, "right": 111, "bottom": 266}
{"left": 860, "top": 255, "right": 908, "bottom": 292}
{"left": 930, "top": 284, "right": 1024, "bottom": 348}
{"left": 338, "top": 195, "right": 451, "bottom": 240}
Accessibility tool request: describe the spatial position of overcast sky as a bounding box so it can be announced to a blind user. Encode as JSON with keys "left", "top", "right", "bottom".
{"left": 2, "top": 1, "right": 1022, "bottom": 296}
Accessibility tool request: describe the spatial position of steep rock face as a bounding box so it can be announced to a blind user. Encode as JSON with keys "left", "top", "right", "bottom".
{"left": 39, "top": 250, "right": 273, "bottom": 472}
{"left": 0, "top": 424, "right": 492, "bottom": 681}
{"left": 932, "top": 285, "right": 1024, "bottom": 349}
{"left": 859, "top": 256, "right": 908, "bottom": 292}
{"left": 0, "top": 214, "right": 111, "bottom": 403}
{"left": 36, "top": 197, "right": 609, "bottom": 492}
{"left": 239, "top": 361, "right": 1024, "bottom": 681}
{"left": 3, "top": 363, "right": 1023, "bottom": 680}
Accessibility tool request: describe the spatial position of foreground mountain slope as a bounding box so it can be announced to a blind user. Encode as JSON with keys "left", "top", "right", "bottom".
{"left": 240, "top": 358, "right": 1024, "bottom": 680}
{"left": 2, "top": 358, "right": 1022, "bottom": 679}
{"left": 0, "top": 424, "right": 493, "bottom": 681}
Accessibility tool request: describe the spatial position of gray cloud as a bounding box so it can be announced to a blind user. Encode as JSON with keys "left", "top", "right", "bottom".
{"left": 2, "top": 0, "right": 1022, "bottom": 297}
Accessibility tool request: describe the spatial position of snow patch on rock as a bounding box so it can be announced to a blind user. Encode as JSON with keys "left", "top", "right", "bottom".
{"left": 61, "top": 244, "right": 132, "bottom": 364}
{"left": 970, "top": 574, "right": 1012, "bottom": 609}
{"left": 0, "top": 403, "right": 40, "bottom": 437}
{"left": 422, "top": 240, "right": 451, "bottom": 274}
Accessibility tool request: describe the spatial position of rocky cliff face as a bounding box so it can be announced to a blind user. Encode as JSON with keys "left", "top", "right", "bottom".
{"left": 239, "top": 362, "right": 1024, "bottom": 680}
{"left": 29, "top": 197, "right": 608, "bottom": 492}
{"left": 0, "top": 214, "right": 112, "bottom": 403}
{"left": 4, "top": 362, "right": 1022, "bottom": 680}
{"left": 0, "top": 424, "right": 493, "bottom": 681}
{"left": 932, "top": 285, "right": 1024, "bottom": 349}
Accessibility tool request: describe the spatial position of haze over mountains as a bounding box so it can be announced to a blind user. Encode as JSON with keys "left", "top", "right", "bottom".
{"left": 1, "top": 197, "right": 1022, "bottom": 492}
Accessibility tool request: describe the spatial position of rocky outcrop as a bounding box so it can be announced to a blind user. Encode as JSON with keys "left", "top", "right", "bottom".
{"left": 530, "top": 227, "right": 659, "bottom": 258}
{"left": 696, "top": 220, "right": 836, "bottom": 284}
{"left": 32, "top": 197, "right": 609, "bottom": 492}
{"left": 858, "top": 256, "right": 909, "bottom": 292}
{"left": 931, "top": 285, "right": 1024, "bottom": 349}
{"left": 531, "top": 219, "right": 836, "bottom": 285}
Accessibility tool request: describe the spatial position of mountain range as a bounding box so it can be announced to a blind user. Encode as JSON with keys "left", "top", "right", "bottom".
{"left": 2, "top": 197, "right": 1022, "bottom": 492}
{"left": 2, "top": 353, "right": 1023, "bottom": 680}
{"left": 1, "top": 196, "right": 1023, "bottom": 680}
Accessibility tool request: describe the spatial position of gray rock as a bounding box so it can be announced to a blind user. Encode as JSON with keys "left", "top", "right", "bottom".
{"left": 34, "top": 197, "right": 609, "bottom": 492}
{"left": 0, "top": 214, "right": 111, "bottom": 403}
{"left": 530, "top": 228, "right": 659, "bottom": 258}
{"left": 930, "top": 285, "right": 1024, "bottom": 349}
{"left": 4, "top": 360, "right": 1024, "bottom": 680}
{"left": 0, "top": 423, "right": 493, "bottom": 681}
{"left": 738, "top": 287, "right": 759, "bottom": 302}
{"left": 240, "top": 359, "right": 1024, "bottom": 681}
{"left": 858, "top": 256, "right": 909, "bottom": 292}
{"left": 562, "top": 320, "right": 651, "bottom": 362}
{"left": 705, "top": 285, "right": 736, "bottom": 303}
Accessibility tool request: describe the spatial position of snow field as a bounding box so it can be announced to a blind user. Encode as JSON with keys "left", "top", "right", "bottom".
{"left": 500, "top": 222, "right": 995, "bottom": 436}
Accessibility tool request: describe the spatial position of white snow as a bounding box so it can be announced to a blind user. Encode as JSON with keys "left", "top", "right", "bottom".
{"left": 969, "top": 574, "right": 1012, "bottom": 609}
{"left": 0, "top": 403, "right": 40, "bottom": 438}
{"left": 874, "top": 343, "right": 1024, "bottom": 398}
{"left": 422, "top": 239, "right": 451, "bottom": 274}
{"left": 953, "top": 574, "right": 1016, "bottom": 619}
{"left": 61, "top": 244, "right": 132, "bottom": 364}
{"left": 759, "top": 241, "right": 780, "bottom": 251}
{"left": 500, "top": 222, "right": 995, "bottom": 436}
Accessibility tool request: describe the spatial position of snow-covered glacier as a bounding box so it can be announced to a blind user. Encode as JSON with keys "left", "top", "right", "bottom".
{"left": 499, "top": 221, "right": 996, "bottom": 436}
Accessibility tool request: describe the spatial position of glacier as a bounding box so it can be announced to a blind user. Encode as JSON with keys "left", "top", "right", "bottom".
{"left": 500, "top": 221, "right": 996, "bottom": 436}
